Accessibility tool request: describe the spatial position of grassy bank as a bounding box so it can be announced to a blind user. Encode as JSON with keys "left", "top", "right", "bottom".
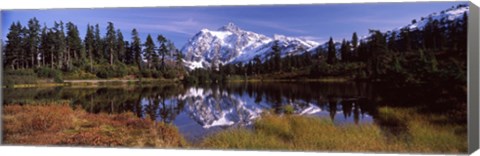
{"left": 199, "top": 108, "right": 466, "bottom": 153}
{"left": 2, "top": 103, "right": 466, "bottom": 153}
{"left": 2, "top": 103, "right": 186, "bottom": 147}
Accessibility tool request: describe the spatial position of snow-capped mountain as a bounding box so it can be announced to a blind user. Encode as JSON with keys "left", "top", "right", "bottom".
{"left": 181, "top": 22, "right": 319, "bottom": 69}
{"left": 181, "top": 4, "right": 469, "bottom": 69}
{"left": 395, "top": 4, "right": 469, "bottom": 32}
{"left": 312, "top": 3, "right": 469, "bottom": 58}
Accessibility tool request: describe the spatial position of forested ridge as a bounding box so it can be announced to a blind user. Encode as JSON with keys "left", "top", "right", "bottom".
{"left": 186, "top": 7, "right": 468, "bottom": 86}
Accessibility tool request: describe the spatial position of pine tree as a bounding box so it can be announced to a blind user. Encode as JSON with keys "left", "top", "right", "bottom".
{"left": 272, "top": 41, "right": 282, "bottom": 72}
{"left": 116, "top": 29, "right": 125, "bottom": 63}
{"left": 84, "top": 24, "right": 95, "bottom": 71}
{"left": 93, "top": 24, "right": 103, "bottom": 62}
{"left": 66, "top": 22, "right": 83, "bottom": 69}
{"left": 20, "top": 25, "right": 29, "bottom": 69}
{"left": 53, "top": 21, "right": 66, "bottom": 69}
{"left": 157, "top": 35, "right": 170, "bottom": 71}
{"left": 340, "top": 39, "right": 349, "bottom": 62}
{"left": 327, "top": 37, "right": 336, "bottom": 64}
{"left": 175, "top": 49, "right": 183, "bottom": 68}
{"left": 27, "top": 17, "right": 40, "bottom": 68}
{"left": 105, "top": 22, "right": 116, "bottom": 65}
{"left": 4, "top": 22, "right": 23, "bottom": 69}
{"left": 131, "top": 29, "right": 142, "bottom": 69}
{"left": 369, "top": 30, "right": 389, "bottom": 78}
{"left": 351, "top": 32, "right": 358, "bottom": 60}
{"left": 39, "top": 24, "right": 49, "bottom": 67}
{"left": 143, "top": 34, "right": 155, "bottom": 69}
{"left": 253, "top": 56, "right": 262, "bottom": 74}
{"left": 124, "top": 41, "right": 133, "bottom": 64}
{"left": 46, "top": 28, "right": 57, "bottom": 68}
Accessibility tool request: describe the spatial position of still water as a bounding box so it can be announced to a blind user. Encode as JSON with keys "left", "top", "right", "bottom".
{"left": 2, "top": 82, "right": 465, "bottom": 142}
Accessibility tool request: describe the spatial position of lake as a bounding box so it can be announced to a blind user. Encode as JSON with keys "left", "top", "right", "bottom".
{"left": 2, "top": 81, "right": 466, "bottom": 143}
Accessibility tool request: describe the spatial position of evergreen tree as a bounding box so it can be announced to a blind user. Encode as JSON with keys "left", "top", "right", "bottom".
{"left": 340, "top": 39, "right": 349, "bottom": 62}
{"left": 327, "top": 37, "right": 336, "bottom": 64}
{"left": 4, "top": 22, "right": 23, "bottom": 69}
{"left": 27, "top": 17, "right": 40, "bottom": 68}
{"left": 388, "top": 31, "right": 397, "bottom": 52}
{"left": 247, "top": 61, "right": 253, "bottom": 75}
{"left": 351, "top": 32, "right": 358, "bottom": 60}
{"left": 157, "top": 35, "right": 169, "bottom": 71}
{"left": 124, "top": 41, "right": 133, "bottom": 64}
{"left": 303, "top": 50, "right": 312, "bottom": 66}
{"left": 53, "top": 21, "right": 66, "bottom": 69}
{"left": 143, "top": 34, "right": 156, "bottom": 69}
{"left": 93, "top": 24, "right": 103, "bottom": 61}
{"left": 105, "top": 22, "right": 116, "bottom": 65}
{"left": 84, "top": 24, "right": 95, "bottom": 71}
{"left": 46, "top": 28, "right": 57, "bottom": 68}
{"left": 400, "top": 28, "right": 412, "bottom": 53}
{"left": 131, "top": 29, "right": 142, "bottom": 69}
{"left": 66, "top": 22, "right": 83, "bottom": 68}
{"left": 368, "top": 30, "right": 389, "bottom": 78}
{"left": 175, "top": 49, "right": 183, "bottom": 68}
{"left": 20, "top": 25, "right": 29, "bottom": 69}
{"left": 253, "top": 56, "right": 262, "bottom": 74}
{"left": 272, "top": 41, "right": 282, "bottom": 72}
{"left": 116, "top": 29, "right": 126, "bottom": 63}
{"left": 459, "top": 12, "right": 468, "bottom": 53}
{"left": 39, "top": 25, "right": 48, "bottom": 67}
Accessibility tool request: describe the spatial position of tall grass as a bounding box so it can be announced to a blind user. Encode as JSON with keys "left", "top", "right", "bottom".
{"left": 2, "top": 103, "right": 186, "bottom": 148}
{"left": 2, "top": 103, "right": 466, "bottom": 153}
{"left": 200, "top": 108, "right": 467, "bottom": 154}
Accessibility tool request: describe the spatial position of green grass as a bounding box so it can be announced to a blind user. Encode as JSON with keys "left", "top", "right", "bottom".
{"left": 199, "top": 108, "right": 467, "bottom": 153}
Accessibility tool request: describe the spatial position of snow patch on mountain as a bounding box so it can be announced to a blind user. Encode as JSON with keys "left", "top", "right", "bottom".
{"left": 180, "top": 4, "right": 469, "bottom": 69}
{"left": 181, "top": 22, "right": 319, "bottom": 69}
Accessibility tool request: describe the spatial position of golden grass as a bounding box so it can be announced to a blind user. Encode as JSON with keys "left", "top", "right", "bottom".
{"left": 377, "top": 107, "right": 467, "bottom": 153}
{"left": 2, "top": 104, "right": 466, "bottom": 153}
{"left": 2, "top": 104, "right": 186, "bottom": 148}
{"left": 199, "top": 108, "right": 467, "bottom": 154}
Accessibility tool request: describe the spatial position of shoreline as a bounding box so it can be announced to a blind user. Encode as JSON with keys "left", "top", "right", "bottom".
{"left": 3, "top": 78, "right": 180, "bottom": 88}
{"left": 3, "top": 77, "right": 356, "bottom": 88}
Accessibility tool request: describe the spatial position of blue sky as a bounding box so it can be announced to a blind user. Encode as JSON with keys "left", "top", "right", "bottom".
{"left": 1, "top": 1, "right": 466, "bottom": 48}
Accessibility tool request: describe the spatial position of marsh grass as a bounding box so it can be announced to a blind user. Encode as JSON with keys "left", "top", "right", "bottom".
{"left": 2, "top": 104, "right": 186, "bottom": 148}
{"left": 200, "top": 108, "right": 467, "bottom": 154}
{"left": 2, "top": 103, "right": 465, "bottom": 153}
{"left": 376, "top": 107, "right": 467, "bottom": 153}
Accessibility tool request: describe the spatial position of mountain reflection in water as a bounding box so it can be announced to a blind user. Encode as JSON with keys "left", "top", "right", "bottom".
{"left": 4, "top": 82, "right": 379, "bottom": 141}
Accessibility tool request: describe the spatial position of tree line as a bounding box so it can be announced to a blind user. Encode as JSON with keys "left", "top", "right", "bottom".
{"left": 3, "top": 18, "right": 185, "bottom": 80}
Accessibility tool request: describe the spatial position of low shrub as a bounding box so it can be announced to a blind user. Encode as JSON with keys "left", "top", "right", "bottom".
{"left": 3, "top": 69, "right": 39, "bottom": 86}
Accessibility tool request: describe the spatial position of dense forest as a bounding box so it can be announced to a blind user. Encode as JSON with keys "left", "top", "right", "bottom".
{"left": 3, "top": 19, "right": 186, "bottom": 85}
{"left": 2, "top": 5, "right": 468, "bottom": 87}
